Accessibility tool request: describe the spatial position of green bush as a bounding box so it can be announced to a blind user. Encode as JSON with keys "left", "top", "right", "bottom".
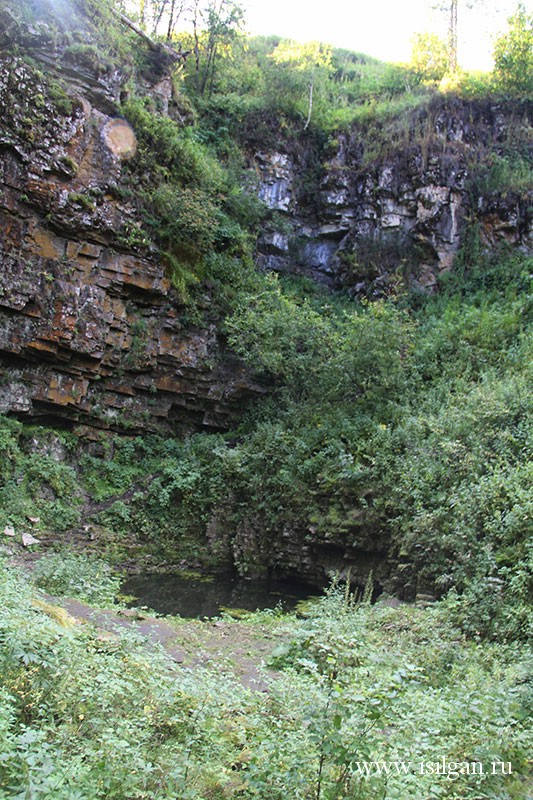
{"left": 226, "top": 273, "right": 413, "bottom": 410}
{"left": 0, "top": 418, "right": 81, "bottom": 532}
{"left": 122, "top": 97, "right": 222, "bottom": 189}
{"left": 33, "top": 551, "right": 120, "bottom": 605}
{"left": 493, "top": 4, "right": 533, "bottom": 96}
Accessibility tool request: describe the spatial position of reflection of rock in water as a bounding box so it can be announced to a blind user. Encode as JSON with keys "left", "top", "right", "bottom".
{"left": 121, "top": 573, "right": 319, "bottom": 618}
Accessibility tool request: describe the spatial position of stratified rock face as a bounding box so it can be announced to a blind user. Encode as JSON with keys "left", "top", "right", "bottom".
{"left": 0, "top": 2, "right": 530, "bottom": 435}
{"left": 253, "top": 99, "right": 532, "bottom": 295}
{"left": 0, "top": 48, "right": 261, "bottom": 434}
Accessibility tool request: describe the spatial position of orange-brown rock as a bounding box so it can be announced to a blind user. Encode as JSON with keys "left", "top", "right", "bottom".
{"left": 0, "top": 47, "right": 263, "bottom": 434}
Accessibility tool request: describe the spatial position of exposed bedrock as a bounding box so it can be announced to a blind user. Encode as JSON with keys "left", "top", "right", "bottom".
{"left": 252, "top": 99, "right": 531, "bottom": 296}
{"left": 0, "top": 50, "right": 263, "bottom": 434}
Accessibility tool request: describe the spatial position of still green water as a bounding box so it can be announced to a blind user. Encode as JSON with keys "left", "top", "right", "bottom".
{"left": 122, "top": 572, "right": 320, "bottom": 617}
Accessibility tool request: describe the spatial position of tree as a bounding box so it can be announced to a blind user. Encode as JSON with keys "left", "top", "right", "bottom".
{"left": 190, "top": 0, "right": 245, "bottom": 95}
{"left": 493, "top": 4, "right": 533, "bottom": 95}
{"left": 433, "top": 0, "right": 483, "bottom": 73}
{"left": 269, "top": 40, "right": 332, "bottom": 130}
{"left": 119, "top": 0, "right": 188, "bottom": 40}
{"left": 448, "top": 0, "right": 458, "bottom": 71}
{"left": 113, "top": 7, "right": 189, "bottom": 67}
{"left": 149, "top": 0, "right": 188, "bottom": 40}
{"left": 410, "top": 32, "right": 448, "bottom": 82}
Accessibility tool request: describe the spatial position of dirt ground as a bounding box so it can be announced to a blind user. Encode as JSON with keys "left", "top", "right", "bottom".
{"left": 4, "top": 537, "right": 291, "bottom": 692}
{"left": 51, "top": 595, "right": 287, "bottom": 692}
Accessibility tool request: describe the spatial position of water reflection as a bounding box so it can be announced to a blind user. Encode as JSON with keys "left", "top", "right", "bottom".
{"left": 121, "top": 573, "right": 319, "bottom": 618}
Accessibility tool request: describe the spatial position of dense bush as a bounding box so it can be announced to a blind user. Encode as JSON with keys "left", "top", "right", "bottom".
{"left": 0, "top": 420, "right": 81, "bottom": 533}
{"left": 33, "top": 551, "right": 120, "bottom": 605}
{"left": 0, "top": 563, "right": 531, "bottom": 799}
{"left": 493, "top": 4, "right": 533, "bottom": 96}
{"left": 120, "top": 97, "right": 259, "bottom": 301}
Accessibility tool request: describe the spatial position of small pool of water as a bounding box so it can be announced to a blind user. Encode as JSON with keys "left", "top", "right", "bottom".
{"left": 121, "top": 572, "right": 319, "bottom": 618}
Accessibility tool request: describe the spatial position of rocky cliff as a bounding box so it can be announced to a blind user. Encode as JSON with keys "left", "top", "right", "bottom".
{"left": 0, "top": 10, "right": 262, "bottom": 434}
{"left": 0, "top": 1, "right": 530, "bottom": 601}
{"left": 252, "top": 99, "right": 531, "bottom": 295}
{"left": 0, "top": 1, "right": 531, "bottom": 439}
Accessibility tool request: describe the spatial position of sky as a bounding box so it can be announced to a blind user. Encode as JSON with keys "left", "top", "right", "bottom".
{"left": 242, "top": 0, "right": 524, "bottom": 71}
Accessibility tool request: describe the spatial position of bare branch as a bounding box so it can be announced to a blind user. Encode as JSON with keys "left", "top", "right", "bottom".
{"left": 112, "top": 8, "right": 189, "bottom": 64}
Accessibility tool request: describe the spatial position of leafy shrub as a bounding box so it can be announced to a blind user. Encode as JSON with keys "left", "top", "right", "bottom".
{"left": 150, "top": 184, "right": 218, "bottom": 259}
{"left": 33, "top": 551, "right": 120, "bottom": 605}
{"left": 410, "top": 32, "right": 448, "bottom": 83}
{"left": 0, "top": 418, "right": 81, "bottom": 532}
{"left": 122, "top": 97, "right": 222, "bottom": 188}
{"left": 226, "top": 273, "right": 413, "bottom": 410}
{"left": 493, "top": 4, "right": 533, "bottom": 96}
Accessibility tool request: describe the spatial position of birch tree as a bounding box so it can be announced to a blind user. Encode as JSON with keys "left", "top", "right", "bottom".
{"left": 270, "top": 41, "right": 332, "bottom": 130}
{"left": 433, "top": 0, "right": 484, "bottom": 72}
{"left": 190, "top": 0, "right": 244, "bottom": 94}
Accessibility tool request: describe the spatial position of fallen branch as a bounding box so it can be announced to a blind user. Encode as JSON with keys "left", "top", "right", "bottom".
{"left": 113, "top": 9, "right": 189, "bottom": 64}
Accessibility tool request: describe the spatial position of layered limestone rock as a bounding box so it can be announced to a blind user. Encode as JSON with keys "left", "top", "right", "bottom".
{"left": 0, "top": 46, "right": 261, "bottom": 434}
{"left": 230, "top": 519, "right": 388, "bottom": 591}
{"left": 253, "top": 99, "right": 532, "bottom": 295}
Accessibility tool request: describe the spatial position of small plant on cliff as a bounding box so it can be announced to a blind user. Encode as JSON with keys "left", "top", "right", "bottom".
{"left": 63, "top": 43, "right": 113, "bottom": 75}
{"left": 68, "top": 192, "right": 95, "bottom": 212}
{"left": 149, "top": 184, "right": 218, "bottom": 262}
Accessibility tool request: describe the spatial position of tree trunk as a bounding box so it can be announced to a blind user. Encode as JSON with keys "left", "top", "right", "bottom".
{"left": 448, "top": 0, "right": 458, "bottom": 72}
{"left": 304, "top": 79, "right": 314, "bottom": 131}
{"left": 165, "top": 0, "right": 176, "bottom": 39}
{"left": 113, "top": 9, "right": 189, "bottom": 64}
